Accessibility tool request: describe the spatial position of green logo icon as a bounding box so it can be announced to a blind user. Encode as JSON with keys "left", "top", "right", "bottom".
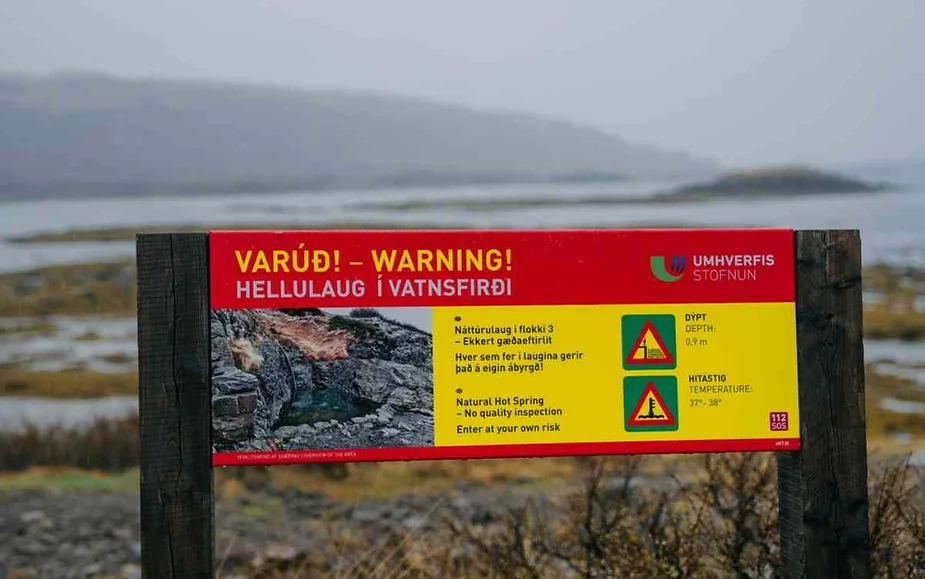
{"left": 622, "top": 314, "right": 677, "bottom": 370}
{"left": 650, "top": 255, "right": 686, "bottom": 282}
{"left": 623, "top": 376, "right": 679, "bottom": 432}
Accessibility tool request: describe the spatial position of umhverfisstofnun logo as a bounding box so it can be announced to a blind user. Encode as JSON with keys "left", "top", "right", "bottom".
{"left": 649, "top": 255, "right": 687, "bottom": 282}
{"left": 650, "top": 253, "right": 775, "bottom": 283}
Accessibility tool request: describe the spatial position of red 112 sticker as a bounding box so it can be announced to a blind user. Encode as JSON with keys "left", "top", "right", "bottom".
{"left": 769, "top": 412, "right": 789, "bottom": 431}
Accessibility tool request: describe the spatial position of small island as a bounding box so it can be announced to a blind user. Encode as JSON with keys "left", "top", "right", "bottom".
{"left": 660, "top": 165, "right": 889, "bottom": 200}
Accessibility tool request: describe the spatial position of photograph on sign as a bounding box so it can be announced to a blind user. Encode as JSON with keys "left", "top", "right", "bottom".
{"left": 208, "top": 229, "right": 800, "bottom": 465}
{"left": 211, "top": 307, "right": 435, "bottom": 453}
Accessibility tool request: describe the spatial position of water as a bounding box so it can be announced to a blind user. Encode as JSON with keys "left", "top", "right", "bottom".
{"left": 873, "top": 363, "right": 925, "bottom": 388}
{"left": 1, "top": 179, "right": 923, "bottom": 271}
{"left": 1, "top": 172, "right": 923, "bottom": 434}
{"left": 864, "top": 340, "right": 925, "bottom": 365}
{"left": 279, "top": 387, "right": 380, "bottom": 427}
{"left": 0, "top": 241, "right": 136, "bottom": 274}
{"left": 0, "top": 396, "right": 137, "bottom": 432}
{"left": 0, "top": 316, "right": 137, "bottom": 372}
{"left": 880, "top": 397, "right": 925, "bottom": 414}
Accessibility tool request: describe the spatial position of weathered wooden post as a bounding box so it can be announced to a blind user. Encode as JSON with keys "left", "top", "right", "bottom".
{"left": 777, "top": 229, "right": 871, "bottom": 578}
{"left": 137, "top": 233, "right": 214, "bottom": 577}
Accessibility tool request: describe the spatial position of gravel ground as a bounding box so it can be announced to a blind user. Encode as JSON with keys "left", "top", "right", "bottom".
{"left": 0, "top": 480, "right": 557, "bottom": 578}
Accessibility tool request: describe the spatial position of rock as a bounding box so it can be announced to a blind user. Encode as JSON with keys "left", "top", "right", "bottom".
{"left": 212, "top": 394, "right": 256, "bottom": 444}
{"left": 16, "top": 540, "right": 48, "bottom": 555}
{"left": 212, "top": 365, "right": 259, "bottom": 395}
{"left": 212, "top": 395, "right": 239, "bottom": 417}
{"left": 387, "top": 386, "right": 419, "bottom": 410}
{"left": 252, "top": 544, "right": 300, "bottom": 567}
{"left": 211, "top": 308, "right": 434, "bottom": 452}
{"left": 351, "top": 360, "right": 430, "bottom": 404}
{"left": 351, "top": 504, "right": 384, "bottom": 523}
{"left": 19, "top": 510, "right": 46, "bottom": 524}
{"left": 376, "top": 405, "right": 396, "bottom": 423}
{"left": 80, "top": 563, "right": 103, "bottom": 577}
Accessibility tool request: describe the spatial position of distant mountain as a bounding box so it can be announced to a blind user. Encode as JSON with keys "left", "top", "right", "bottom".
{"left": 661, "top": 165, "right": 888, "bottom": 200}
{"left": 0, "top": 72, "right": 722, "bottom": 200}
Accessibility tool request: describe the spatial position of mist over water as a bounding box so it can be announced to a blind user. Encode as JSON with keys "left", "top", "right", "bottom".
{"left": 1, "top": 175, "right": 923, "bottom": 273}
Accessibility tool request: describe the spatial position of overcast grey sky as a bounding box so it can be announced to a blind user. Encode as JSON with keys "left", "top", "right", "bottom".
{"left": 1, "top": 0, "right": 922, "bottom": 167}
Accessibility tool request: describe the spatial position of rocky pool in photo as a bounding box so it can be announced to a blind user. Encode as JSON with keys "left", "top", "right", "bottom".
{"left": 210, "top": 307, "right": 435, "bottom": 453}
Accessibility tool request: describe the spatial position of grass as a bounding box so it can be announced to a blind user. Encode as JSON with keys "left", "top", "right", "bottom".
{"left": 2, "top": 453, "right": 921, "bottom": 577}
{"left": 98, "top": 352, "right": 135, "bottom": 365}
{"left": 348, "top": 195, "right": 781, "bottom": 212}
{"left": 0, "top": 413, "right": 139, "bottom": 472}
{"left": 73, "top": 331, "right": 104, "bottom": 341}
{"left": 0, "top": 466, "right": 138, "bottom": 492}
{"left": 0, "top": 363, "right": 137, "bottom": 397}
{"left": 866, "top": 366, "right": 925, "bottom": 440}
{"left": 216, "top": 458, "right": 586, "bottom": 502}
{"left": 0, "top": 259, "right": 136, "bottom": 316}
{"left": 0, "top": 319, "right": 57, "bottom": 336}
{"left": 864, "top": 265, "right": 925, "bottom": 340}
{"left": 236, "top": 454, "right": 925, "bottom": 578}
{"left": 7, "top": 221, "right": 747, "bottom": 244}
{"left": 350, "top": 194, "right": 796, "bottom": 212}
{"left": 349, "top": 195, "right": 674, "bottom": 212}
{"left": 865, "top": 308, "right": 925, "bottom": 341}
{"left": 7, "top": 221, "right": 470, "bottom": 244}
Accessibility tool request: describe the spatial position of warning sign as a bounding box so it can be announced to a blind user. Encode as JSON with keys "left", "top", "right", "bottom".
{"left": 624, "top": 376, "right": 678, "bottom": 432}
{"left": 206, "top": 227, "right": 800, "bottom": 466}
{"left": 622, "top": 314, "right": 676, "bottom": 370}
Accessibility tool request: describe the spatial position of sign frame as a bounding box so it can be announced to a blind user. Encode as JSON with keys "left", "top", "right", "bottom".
{"left": 136, "top": 229, "right": 870, "bottom": 578}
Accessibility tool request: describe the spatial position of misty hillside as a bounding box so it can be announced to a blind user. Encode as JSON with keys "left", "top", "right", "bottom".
{"left": 0, "top": 73, "right": 721, "bottom": 199}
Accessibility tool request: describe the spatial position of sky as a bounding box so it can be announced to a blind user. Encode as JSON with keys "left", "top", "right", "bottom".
{"left": 0, "top": 0, "right": 922, "bottom": 168}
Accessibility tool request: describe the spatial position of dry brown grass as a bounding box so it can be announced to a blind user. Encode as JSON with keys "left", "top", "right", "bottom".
{"left": 237, "top": 454, "right": 925, "bottom": 578}
{"left": 254, "top": 310, "right": 355, "bottom": 361}
{"left": 865, "top": 265, "right": 925, "bottom": 340}
{"left": 0, "top": 413, "right": 139, "bottom": 472}
{"left": 0, "top": 363, "right": 137, "bottom": 397}
{"left": 0, "top": 260, "right": 136, "bottom": 316}
{"left": 230, "top": 337, "right": 265, "bottom": 372}
{"left": 1, "top": 417, "right": 922, "bottom": 577}
{"left": 864, "top": 307, "right": 925, "bottom": 341}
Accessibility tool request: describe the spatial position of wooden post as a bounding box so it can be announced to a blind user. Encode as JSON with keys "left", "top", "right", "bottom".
{"left": 777, "top": 230, "right": 871, "bottom": 578}
{"left": 137, "top": 233, "right": 214, "bottom": 577}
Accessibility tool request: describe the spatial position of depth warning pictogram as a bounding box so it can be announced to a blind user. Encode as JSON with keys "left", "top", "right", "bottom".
{"left": 621, "top": 314, "right": 677, "bottom": 370}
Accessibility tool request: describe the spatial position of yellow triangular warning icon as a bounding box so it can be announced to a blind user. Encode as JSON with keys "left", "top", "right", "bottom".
{"left": 633, "top": 391, "right": 667, "bottom": 420}
{"left": 628, "top": 382, "right": 676, "bottom": 426}
{"left": 630, "top": 326, "right": 670, "bottom": 361}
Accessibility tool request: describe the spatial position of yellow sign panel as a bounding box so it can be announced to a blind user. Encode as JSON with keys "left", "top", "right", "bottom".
{"left": 434, "top": 303, "right": 799, "bottom": 451}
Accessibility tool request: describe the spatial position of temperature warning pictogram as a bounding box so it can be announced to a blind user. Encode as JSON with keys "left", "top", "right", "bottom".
{"left": 623, "top": 376, "right": 679, "bottom": 432}
{"left": 621, "top": 314, "right": 677, "bottom": 370}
